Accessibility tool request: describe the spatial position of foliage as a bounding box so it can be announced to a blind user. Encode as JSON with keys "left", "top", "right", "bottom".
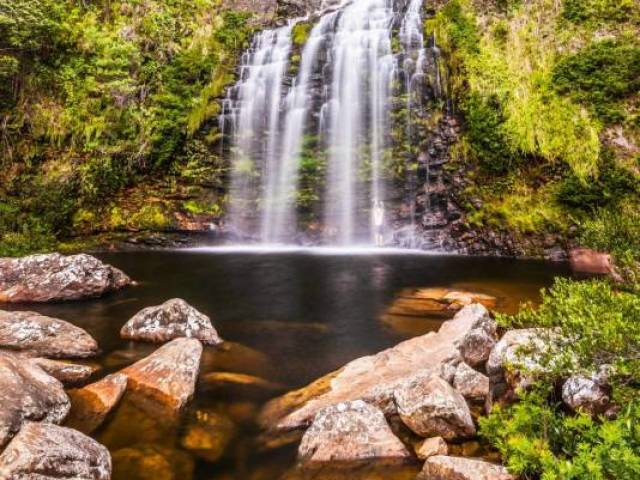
{"left": 483, "top": 278, "right": 640, "bottom": 478}
{"left": 292, "top": 22, "right": 312, "bottom": 47}
{"left": 563, "top": 0, "right": 640, "bottom": 25}
{"left": 553, "top": 39, "right": 640, "bottom": 124}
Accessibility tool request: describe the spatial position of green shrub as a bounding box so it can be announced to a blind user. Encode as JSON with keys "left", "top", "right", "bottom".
{"left": 553, "top": 39, "right": 640, "bottom": 124}
{"left": 563, "top": 0, "right": 639, "bottom": 24}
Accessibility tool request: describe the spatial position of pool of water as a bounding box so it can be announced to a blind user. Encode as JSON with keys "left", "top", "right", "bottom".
{"left": 12, "top": 250, "right": 572, "bottom": 479}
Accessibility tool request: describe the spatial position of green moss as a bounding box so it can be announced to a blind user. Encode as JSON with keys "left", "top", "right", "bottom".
{"left": 129, "top": 204, "right": 171, "bottom": 230}
{"left": 563, "top": 0, "right": 640, "bottom": 24}
{"left": 292, "top": 22, "right": 312, "bottom": 47}
{"left": 183, "top": 199, "right": 221, "bottom": 216}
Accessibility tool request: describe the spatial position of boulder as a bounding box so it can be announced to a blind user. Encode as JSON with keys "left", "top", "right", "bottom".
{"left": 393, "top": 373, "right": 476, "bottom": 440}
{"left": 415, "top": 437, "right": 448, "bottom": 460}
{"left": 0, "top": 253, "right": 131, "bottom": 303}
{"left": 65, "top": 373, "right": 128, "bottom": 434}
{"left": 180, "top": 409, "right": 237, "bottom": 462}
{"left": 260, "top": 304, "right": 490, "bottom": 439}
{"left": 453, "top": 363, "right": 490, "bottom": 403}
{"left": 0, "top": 310, "right": 99, "bottom": 358}
{"left": 457, "top": 316, "right": 497, "bottom": 368}
{"left": 30, "top": 357, "right": 98, "bottom": 386}
{"left": 121, "top": 337, "right": 202, "bottom": 412}
{"left": 562, "top": 375, "right": 611, "bottom": 416}
{"left": 418, "top": 456, "right": 515, "bottom": 480}
{"left": 0, "top": 351, "right": 70, "bottom": 448}
{"left": 298, "top": 400, "right": 410, "bottom": 463}
{"left": 385, "top": 288, "right": 496, "bottom": 318}
{"left": 0, "top": 422, "right": 111, "bottom": 480}
{"left": 121, "top": 298, "right": 222, "bottom": 346}
{"left": 569, "top": 248, "right": 613, "bottom": 275}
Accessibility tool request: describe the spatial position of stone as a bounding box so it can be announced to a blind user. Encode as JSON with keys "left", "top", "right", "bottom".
{"left": 0, "top": 422, "right": 111, "bottom": 480}
{"left": 65, "top": 373, "right": 128, "bottom": 434}
{"left": 121, "top": 298, "right": 222, "bottom": 346}
{"left": 0, "top": 253, "right": 131, "bottom": 303}
{"left": 0, "top": 310, "right": 99, "bottom": 358}
{"left": 418, "top": 456, "right": 515, "bottom": 480}
{"left": 453, "top": 363, "right": 490, "bottom": 402}
{"left": 121, "top": 337, "right": 202, "bottom": 412}
{"left": 569, "top": 248, "right": 614, "bottom": 275}
{"left": 201, "top": 371, "right": 285, "bottom": 398}
{"left": 298, "top": 400, "right": 411, "bottom": 463}
{"left": 260, "top": 304, "right": 490, "bottom": 441}
{"left": 415, "top": 437, "right": 448, "bottom": 460}
{"left": 201, "top": 341, "right": 274, "bottom": 378}
{"left": 0, "top": 351, "right": 70, "bottom": 448}
{"left": 394, "top": 373, "right": 476, "bottom": 440}
{"left": 385, "top": 289, "right": 496, "bottom": 318}
{"left": 112, "top": 445, "right": 193, "bottom": 480}
{"left": 458, "top": 316, "right": 497, "bottom": 368}
{"left": 29, "top": 357, "right": 98, "bottom": 386}
{"left": 562, "top": 375, "right": 611, "bottom": 416}
{"left": 180, "top": 409, "right": 237, "bottom": 462}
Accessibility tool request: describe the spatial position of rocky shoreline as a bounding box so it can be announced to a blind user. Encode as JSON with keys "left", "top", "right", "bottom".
{"left": 0, "top": 253, "right": 615, "bottom": 479}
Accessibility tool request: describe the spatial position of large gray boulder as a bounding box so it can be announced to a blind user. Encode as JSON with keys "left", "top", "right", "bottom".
{"left": 0, "top": 253, "right": 131, "bottom": 303}
{"left": 121, "top": 298, "right": 222, "bottom": 346}
{"left": 121, "top": 337, "right": 203, "bottom": 412}
{"left": 0, "top": 422, "right": 111, "bottom": 480}
{"left": 418, "top": 456, "right": 515, "bottom": 480}
{"left": 260, "top": 304, "right": 490, "bottom": 441}
{"left": 298, "top": 400, "right": 410, "bottom": 463}
{"left": 0, "top": 310, "right": 99, "bottom": 358}
{"left": 0, "top": 351, "right": 70, "bottom": 448}
{"left": 393, "top": 373, "right": 475, "bottom": 440}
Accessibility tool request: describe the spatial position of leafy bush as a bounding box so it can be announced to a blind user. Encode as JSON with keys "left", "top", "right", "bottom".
{"left": 563, "top": 0, "right": 640, "bottom": 24}
{"left": 553, "top": 40, "right": 640, "bottom": 124}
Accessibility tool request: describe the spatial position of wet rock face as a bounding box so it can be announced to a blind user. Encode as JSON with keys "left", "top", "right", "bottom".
{"left": 562, "top": 375, "right": 611, "bottom": 416}
{"left": 122, "top": 337, "right": 203, "bottom": 412}
{"left": 298, "top": 400, "right": 410, "bottom": 463}
{"left": 260, "top": 304, "right": 490, "bottom": 439}
{"left": 0, "top": 310, "right": 99, "bottom": 358}
{"left": 0, "top": 422, "right": 111, "bottom": 480}
{"left": 393, "top": 373, "right": 476, "bottom": 440}
{"left": 66, "top": 373, "right": 128, "bottom": 434}
{"left": 0, "top": 351, "right": 70, "bottom": 448}
{"left": 418, "top": 455, "right": 515, "bottom": 480}
{"left": 121, "top": 298, "right": 222, "bottom": 346}
{"left": 0, "top": 253, "right": 131, "bottom": 303}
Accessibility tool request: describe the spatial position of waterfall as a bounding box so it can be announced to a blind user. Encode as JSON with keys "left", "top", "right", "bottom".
{"left": 223, "top": 0, "right": 436, "bottom": 246}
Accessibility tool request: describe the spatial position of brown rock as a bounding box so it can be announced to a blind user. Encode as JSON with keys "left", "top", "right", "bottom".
{"left": 386, "top": 288, "right": 496, "bottom": 318}
{"left": 122, "top": 337, "right": 202, "bottom": 412}
{"left": 0, "top": 422, "right": 111, "bottom": 480}
{"left": 65, "top": 373, "right": 128, "bottom": 434}
{"left": 112, "top": 445, "right": 193, "bottom": 480}
{"left": 0, "top": 351, "right": 70, "bottom": 448}
{"left": 569, "top": 248, "right": 614, "bottom": 275}
{"left": 29, "top": 357, "right": 99, "bottom": 386}
{"left": 453, "top": 363, "right": 490, "bottom": 402}
{"left": 394, "top": 373, "right": 476, "bottom": 440}
{"left": 201, "top": 341, "right": 274, "bottom": 378}
{"left": 202, "top": 372, "right": 285, "bottom": 398}
{"left": 458, "top": 316, "right": 497, "bottom": 368}
{"left": 0, "top": 253, "right": 131, "bottom": 303}
{"left": 298, "top": 400, "right": 411, "bottom": 463}
{"left": 180, "top": 409, "right": 237, "bottom": 462}
{"left": 121, "top": 298, "right": 222, "bottom": 346}
{"left": 0, "top": 310, "right": 98, "bottom": 358}
{"left": 260, "top": 304, "right": 490, "bottom": 439}
{"left": 415, "top": 437, "right": 448, "bottom": 460}
{"left": 418, "top": 455, "right": 514, "bottom": 480}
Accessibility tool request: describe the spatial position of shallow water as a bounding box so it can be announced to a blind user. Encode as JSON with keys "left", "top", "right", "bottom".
{"left": 12, "top": 250, "right": 571, "bottom": 479}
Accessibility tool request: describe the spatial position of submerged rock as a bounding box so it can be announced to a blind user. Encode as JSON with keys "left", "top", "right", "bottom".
{"left": 30, "top": 357, "right": 98, "bottom": 386}
{"left": 386, "top": 288, "right": 496, "bottom": 318}
{"left": 121, "top": 298, "right": 222, "bottom": 346}
{"left": 0, "top": 422, "right": 111, "bottom": 480}
{"left": 180, "top": 408, "right": 237, "bottom": 462}
{"left": 112, "top": 444, "right": 193, "bottom": 480}
{"left": 0, "top": 351, "right": 70, "bottom": 448}
{"left": 394, "top": 373, "right": 475, "bottom": 440}
{"left": 260, "top": 304, "right": 490, "bottom": 440}
{"left": 0, "top": 253, "right": 131, "bottom": 303}
{"left": 202, "top": 372, "right": 285, "bottom": 398}
{"left": 122, "top": 337, "right": 202, "bottom": 412}
{"left": 298, "top": 400, "right": 410, "bottom": 463}
{"left": 418, "top": 455, "right": 514, "bottom": 480}
{"left": 0, "top": 310, "right": 99, "bottom": 358}
{"left": 65, "top": 373, "right": 128, "bottom": 434}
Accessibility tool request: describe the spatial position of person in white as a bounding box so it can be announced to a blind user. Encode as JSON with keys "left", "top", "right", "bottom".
{"left": 373, "top": 201, "right": 385, "bottom": 247}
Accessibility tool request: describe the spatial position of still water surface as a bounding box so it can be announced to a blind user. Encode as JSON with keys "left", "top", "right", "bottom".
{"left": 17, "top": 250, "right": 571, "bottom": 479}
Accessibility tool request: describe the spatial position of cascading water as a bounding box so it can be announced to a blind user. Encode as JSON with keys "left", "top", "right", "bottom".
{"left": 222, "top": 0, "right": 442, "bottom": 246}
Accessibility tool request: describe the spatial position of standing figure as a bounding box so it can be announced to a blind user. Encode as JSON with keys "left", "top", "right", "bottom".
{"left": 373, "top": 201, "right": 385, "bottom": 247}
